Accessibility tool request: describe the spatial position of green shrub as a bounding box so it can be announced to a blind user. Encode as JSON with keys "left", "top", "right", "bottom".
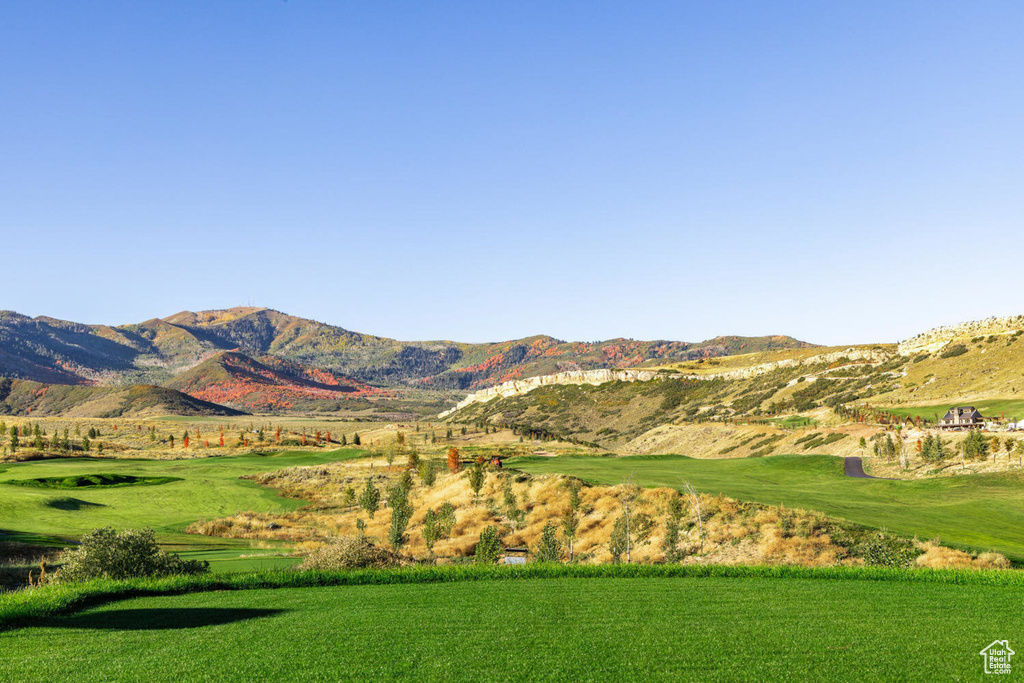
{"left": 53, "top": 527, "right": 208, "bottom": 583}
{"left": 854, "top": 534, "right": 921, "bottom": 568}
{"left": 940, "top": 344, "right": 968, "bottom": 359}
{"left": 475, "top": 526, "right": 503, "bottom": 564}
{"left": 535, "top": 522, "right": 562, "bottom": 563}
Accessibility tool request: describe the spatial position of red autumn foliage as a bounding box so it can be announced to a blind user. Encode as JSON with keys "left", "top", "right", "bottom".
{"left": 174, "top": 353, "right": 386, "bottom": 412}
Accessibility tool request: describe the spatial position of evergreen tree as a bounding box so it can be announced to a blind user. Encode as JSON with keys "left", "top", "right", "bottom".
{"left": 921, "top": 434, "right": 935, "bottom": 461}
{"left": 474, "top": 526, "right": 503, "bottom": 564}
{"left": 358, "top": 478, "right": 381, "bottom": 519}
{"left": 386, "top": 480, "right": 413, "bottom": 551}
{"left": 962, "top": 429, "right": 989, "bottom": 460}
{"left": 418, "top": 459, "right": 437, "bottom": 487}
{"left": 468, "top": 461, "right": 485, "bottom": 502}
{"left": 535, "top": 522, "right": 562, "bottom": 563}
{"left": 662, "top": 492, "right": 686, "bottom": 563}
{"left": 421, "top": 508, "right": 441, "bottom": 558}
{"left": 561, "top": 478, "right": 583, "bottom": 562}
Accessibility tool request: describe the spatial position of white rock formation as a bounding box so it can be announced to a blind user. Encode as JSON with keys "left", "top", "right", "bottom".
{"left": 897, "top": 315, "right": 1024, "bottom": 356}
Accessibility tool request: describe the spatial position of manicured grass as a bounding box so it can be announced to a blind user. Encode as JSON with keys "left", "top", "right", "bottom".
{"left": 3, "top": 569, "right": 1020, "bottom": 681}
{"left": 882, "top": 399, "right": 1024, "bottom": 423}
{"left": 175, "top": 549, "right": 301, "bottom": 573}
{"left": 0, "top": 448, "right": 366, "bottom": 548}
{"left": 511, "top": 453, "right": 1024, "bottom": 560}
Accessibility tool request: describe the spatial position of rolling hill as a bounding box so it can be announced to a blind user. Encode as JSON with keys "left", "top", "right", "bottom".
{"left": 0, "top": 378, "right": 246, "bottom": 418}
{"left": 445, "top": 313, "right": 1024, "bottom": 453}
{"left": 165, "top": 351, "right": 384, "bottom": 412}
{"left": 0, "top": 307, "right": 814, "bottom": 414}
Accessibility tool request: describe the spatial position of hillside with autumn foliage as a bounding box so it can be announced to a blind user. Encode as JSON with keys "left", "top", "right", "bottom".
{"left": 0, "top": 306, "right": 814, "bottom": 415}
{"left": 166, "top": 351, "right": 385, "bottom": 412}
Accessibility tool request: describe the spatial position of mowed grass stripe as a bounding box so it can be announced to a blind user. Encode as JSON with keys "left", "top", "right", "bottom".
{"left": 511, "top": 453, "right": 1024, "bottom": 560}
{"left": 3, "top": 577, "right": 1018, "bottom": 682}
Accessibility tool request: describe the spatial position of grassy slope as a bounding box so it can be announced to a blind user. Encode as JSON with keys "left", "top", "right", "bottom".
{"left": 0, "top": 379, "right": 246, "bottom": 417}
{"left": 648, "top": 344, "right": 889, "bottom": 375}
{"left": 512, "top": 454, "right": 1024, "bottom": 560}
{"left": 883, "top": 399, "right": 1024, "bottom": 423}
{"left": 0, "top": 449, "right": 366, "bottom": 548}
{"left": 3, "top": 575, "right": 1019, "bottom": 681}
{"left": 873, "top": 333, "right": 1024, "bottom": 409}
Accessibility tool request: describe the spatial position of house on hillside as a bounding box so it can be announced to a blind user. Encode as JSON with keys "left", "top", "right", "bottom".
{"left": 937, "top": 406, "right": 985, "bottom": 430}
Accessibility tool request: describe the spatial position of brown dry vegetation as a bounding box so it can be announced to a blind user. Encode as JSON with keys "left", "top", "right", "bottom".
{"left": 184, "top": 458, "right": 960, "bottom": 568}
{"left": 914, "top": 541, "right": 1012, "bottom": 570}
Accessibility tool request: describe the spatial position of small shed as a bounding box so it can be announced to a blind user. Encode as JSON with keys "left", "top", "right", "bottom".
{"left": 503, "top": 547, "right": 529, "bottom": 565}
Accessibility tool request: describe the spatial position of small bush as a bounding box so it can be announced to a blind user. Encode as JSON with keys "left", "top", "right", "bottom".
{"left": 475, "top": 526, "right": 503, "bottom": 564}
{"left": 53, "top": 527, "right": 208, "bottom": 583}
{"left": 534, "top": 522, "right": 563, "bottom": 563}
{"left": 940, "top": 344, "right": 968, "bottom": 359}
{"left": 854, "top": 533, "right": 920, "bottom": 568}
{"left": 299, "top": 536, "right": 402, "bottom": 571}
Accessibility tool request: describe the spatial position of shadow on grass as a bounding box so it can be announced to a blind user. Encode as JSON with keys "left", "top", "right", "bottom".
{"left": 52, "top": 607, "right": 286, "bottom": 630}
{"left": 44, "top": 497, "right": 106, "bottom": 511}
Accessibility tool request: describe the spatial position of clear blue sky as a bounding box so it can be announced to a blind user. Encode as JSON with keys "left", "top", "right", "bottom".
{"left": 3, "top": 2, "right": 1023, "bottom": 345}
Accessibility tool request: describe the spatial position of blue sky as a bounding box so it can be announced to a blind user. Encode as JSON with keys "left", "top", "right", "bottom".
{"left": 2, "top": 2, "right": 1023, "bottom": 345}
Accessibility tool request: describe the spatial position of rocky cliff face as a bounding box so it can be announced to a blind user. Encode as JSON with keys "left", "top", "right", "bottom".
{"left": 897, "top": 315, "right": 1024, "bottom": 356}
{"left": 438, "top": 369, "right": 667, "bottom": 417}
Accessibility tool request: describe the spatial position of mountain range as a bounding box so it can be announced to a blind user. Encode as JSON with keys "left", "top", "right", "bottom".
{"left": 0, "top": 307, "right": 813, "bottom": 415}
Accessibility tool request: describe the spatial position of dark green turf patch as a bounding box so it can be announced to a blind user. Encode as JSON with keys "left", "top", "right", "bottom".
{"left": 2, "top": 474, "right": 182, "bottom": 490}
{"left": 42, "top": 497, "right": 106, "bottom": 511}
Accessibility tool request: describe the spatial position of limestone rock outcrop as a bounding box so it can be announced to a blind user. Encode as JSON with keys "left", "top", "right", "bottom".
{"left": 897, "top": 315, "right": 1024, "bottom": 356}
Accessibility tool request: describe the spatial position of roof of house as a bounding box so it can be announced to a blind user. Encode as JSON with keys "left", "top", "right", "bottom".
{"left": 941, "top": 406, "right": 983, "bottom": 421}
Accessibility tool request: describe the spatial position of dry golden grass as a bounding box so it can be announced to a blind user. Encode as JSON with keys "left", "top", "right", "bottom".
{"left": 914, "top": 541, "right": 1010, "bottom": 570}
{"left": 186, "top": 459, "right": 894, "bottom": 567}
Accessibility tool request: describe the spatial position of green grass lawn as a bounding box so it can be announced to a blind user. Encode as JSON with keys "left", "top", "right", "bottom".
{"left": 881, "top": 399, "right": 1024, "bottom": 423}
{"left": 512, "top": 453, "right": 1024, "bottom": 560}
{"left": 0, "top": 448, "right": 365, "bottom": 551}
{"left": 2, "top": 575, "right": 1018, "bottom": 681}
{"left": 174, "top": 549, "right": 302, "bottom": 573}
{"left": 766, "top": 415, "right": 817, "bottom": 428}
